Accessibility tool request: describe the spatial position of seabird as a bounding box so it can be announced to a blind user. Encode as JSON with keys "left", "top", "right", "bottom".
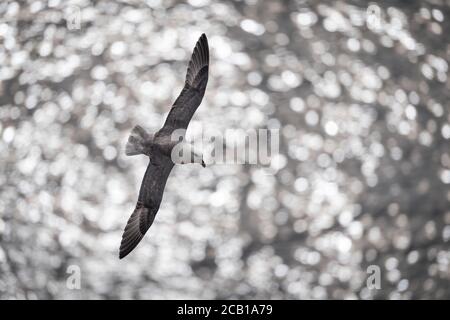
{"left": 119, "top": 34, "right": 209, "bottom": 259}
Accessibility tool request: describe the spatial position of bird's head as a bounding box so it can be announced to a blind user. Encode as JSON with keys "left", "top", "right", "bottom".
{"left": 172, "top": 142, "right": 205, "bottom": 167}
{"left": 192, "top": 148, "right": 205, "bottom": 168}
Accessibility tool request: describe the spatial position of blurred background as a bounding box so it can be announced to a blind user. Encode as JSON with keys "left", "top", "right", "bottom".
{"left": 0, "top": 0, "right": 449, "bottom": 299}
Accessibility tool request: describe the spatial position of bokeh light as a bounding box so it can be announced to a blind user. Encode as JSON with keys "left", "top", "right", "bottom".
{"left": 0, "top": 0, "right": 449, "bottom": 299}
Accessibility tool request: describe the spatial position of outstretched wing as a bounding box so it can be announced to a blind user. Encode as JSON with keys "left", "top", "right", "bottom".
{"left": 160, "top": 33, "right": 209, "bottom": 134}
{"left": 119, "top": 158, "right": 174, "bottom": 259}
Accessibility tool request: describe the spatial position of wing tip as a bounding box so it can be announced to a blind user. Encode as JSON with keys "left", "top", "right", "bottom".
{"left": 118, "top": 205, "right": 157, "bottom": 260}
{"left": 118, "top": 206, "right": 145, "bottom": 260}
{"left": 200, "top": 34, "right": 208, "bottom": 58}
{"left": 119, "top": 232, "right": 144, "bottom": 260}
{"left": 195, "top": 33, "right": 208, "bottom": 55}
{"left": 184, "top": 33, "right": 209, "bottom": 86}
{"left": 119, "top": 247, "right": 133, "bottom": 259}
{"left": 200, "top": 33, "right": 208, "bottom": 51}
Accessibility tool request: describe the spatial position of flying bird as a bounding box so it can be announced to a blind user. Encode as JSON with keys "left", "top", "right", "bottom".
{"left": 119, "top": 34, "right": 209, "bottom": 259}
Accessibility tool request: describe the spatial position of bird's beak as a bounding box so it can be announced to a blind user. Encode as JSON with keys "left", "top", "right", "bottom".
{"left": 201, "top": 160, "right": 206, "bottom": 168}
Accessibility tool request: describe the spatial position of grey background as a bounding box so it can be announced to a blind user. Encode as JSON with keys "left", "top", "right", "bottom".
{"left": 0, "top": 0, "right": 449, "bottom": 299}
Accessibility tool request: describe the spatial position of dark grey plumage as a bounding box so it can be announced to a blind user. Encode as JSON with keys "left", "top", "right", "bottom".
{"left": 119, "top": 34, "right": 209, "bottom": 259}
{"left": 161, "top": 33, "right": 209, "bottom": 134}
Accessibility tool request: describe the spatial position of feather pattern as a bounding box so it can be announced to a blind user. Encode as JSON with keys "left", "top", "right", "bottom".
{"left": 119, "top": 159, "right": 173, "bottom": 259}
{"left": 161, "top": 33, "right": 209, "bottom": 133}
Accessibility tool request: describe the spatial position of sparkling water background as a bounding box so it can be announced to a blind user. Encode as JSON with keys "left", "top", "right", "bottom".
{"left": 0, "top": 0, "right": 449, "bottom": 299}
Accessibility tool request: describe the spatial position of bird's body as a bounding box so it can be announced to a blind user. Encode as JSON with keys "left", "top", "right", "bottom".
{"left": 119, "top": 34, "right": 209, "bottom": 259}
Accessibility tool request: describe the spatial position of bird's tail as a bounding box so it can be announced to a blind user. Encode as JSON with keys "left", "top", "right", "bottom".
{"left": 125, "top": 125, "right": 152, "bottom": 156}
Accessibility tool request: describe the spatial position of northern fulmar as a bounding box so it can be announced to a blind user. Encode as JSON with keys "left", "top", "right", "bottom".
{"left": 119, "top": 34, "right": 209, "bottom": 259}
